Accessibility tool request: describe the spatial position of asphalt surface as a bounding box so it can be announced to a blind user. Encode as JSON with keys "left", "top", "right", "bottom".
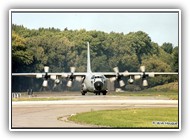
{"left": 11, "top": 95, "right": 178, "bottom": 129}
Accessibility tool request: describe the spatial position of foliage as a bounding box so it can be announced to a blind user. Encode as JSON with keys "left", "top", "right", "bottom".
{"left": 12, "top": 31, "right": 34, "bottom": 72}
{"left": 172, "top": 47, "right": 179, "bottom": 72}
{"left": 161, "top": 42, "right": 173, "bottom": 54}
{"left": 11, "top": 24, "right": 179, "bottom": 91}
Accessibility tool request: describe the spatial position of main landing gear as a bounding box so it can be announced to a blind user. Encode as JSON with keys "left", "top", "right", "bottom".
{"left": 81, "top": 90, "right": 107, "bottom": 96}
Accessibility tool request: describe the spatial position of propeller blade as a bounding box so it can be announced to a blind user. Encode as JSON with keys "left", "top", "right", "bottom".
{"left": 110, "top": 77, "right": 117, "bottom": 82}
{"left": 36, "top": 74, "right": 43, "bottom": 78}
{"left": 44, "top": 66, "right": 49, "bottom": 73}
{"left": 42, "top": 80, "right": 48, "bottom": 87}
{"left": 50, "top": 75, "right": 57, "bottom": 80}
{"left": 113, "top": 67, "right": 119, "bottom": 73}
{"left": 76, "top": 76, "right": 83, "bottom": 82}
{"left": 140, "top": 66, "right": 145, "bottom": 72}
{"left": 134, "top": 75, "right": 141, "bottom": 80}
{"left": 67, "top": 80, "right": 73, "bottom": 87}
{"left": 119, "top": 80, "right": 125, "bottom": 87}
{"left": 62, "top": 73, "right": 68, "bottom": 78}
{"left": 142, "top": 79, "right": 148, "bottom": 86}
{"left": 148, "top": 72, "right": 155, "bottom": 77}
{"left": 70, "top": 67, "right": 76, "bottom": 73}
{"left": 123, "top": 70, "right": 129, "bottom": 76}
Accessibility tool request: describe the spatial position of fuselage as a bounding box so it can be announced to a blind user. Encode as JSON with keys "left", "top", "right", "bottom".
{"left": 81, "top": 73, "right": 108, "bottom": 95}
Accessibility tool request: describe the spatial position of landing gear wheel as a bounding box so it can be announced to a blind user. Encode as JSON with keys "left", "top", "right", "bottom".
{"left": 102, "top": 92, "right": 107, "bottom": 95}
{"left": 95, "top": 92, "right": 100, "bottom": 95}
{"left": 81, "top": 91, "right": 86, "bottom": 96}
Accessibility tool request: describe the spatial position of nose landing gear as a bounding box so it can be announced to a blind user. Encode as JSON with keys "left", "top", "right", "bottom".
{"left": 95, "top": 90, "right": 107, "bottom": 95}
{"left": 81, "top": 90, "right": 87, "bottom": 96}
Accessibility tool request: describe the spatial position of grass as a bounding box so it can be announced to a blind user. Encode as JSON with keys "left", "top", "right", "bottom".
{"left": 148, "top": 82, "right": 178, "bottom": 92}
{"left": 109, "top": 82, "right": 179, "bottom": 100}
{"left": 108, "top": 91, "right": 178, "bottom": 100}
{"left": 69, "top": 108, "right": 178, "bottom": 128}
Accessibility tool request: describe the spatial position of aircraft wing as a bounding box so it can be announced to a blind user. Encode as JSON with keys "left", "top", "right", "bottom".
{"left": 94, "top": 72, "right": 122, "bottom": 78}
{"left": 125, "top": 72, "right": 178, "bottom": 76}
{"left": 12, "top": 72, "right": 87, "bottom": 87}
{"left": 12, "top": 72, "right": 87, "bottom": 78}
{"left": 101, "top": 71, "right": 178, "bottom": 87}
{"left": 12, "top": 73, "right": 44, "bottom": 77}
{"left": 101, "top": 72, "right": 178, "bottom": 78}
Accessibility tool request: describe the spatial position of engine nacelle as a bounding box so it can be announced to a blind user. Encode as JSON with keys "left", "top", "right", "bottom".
{"left": 128, "top": 78, "right": 134, "bottom": 84}
{"left": 55, "top": 79, "right": 60, "bottom": 84}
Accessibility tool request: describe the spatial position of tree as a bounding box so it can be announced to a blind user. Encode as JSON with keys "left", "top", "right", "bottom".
{"left": 172, "top": 46, "right": 179, "bottom": 72}
{"left": 161, "top": 42, "right": 173, "bottom": 54}
{"left": 12, "top": 31, "right": 33, "bottom": 72}
{"left": 125, "top": 31, "right": 153, "bottom": 64}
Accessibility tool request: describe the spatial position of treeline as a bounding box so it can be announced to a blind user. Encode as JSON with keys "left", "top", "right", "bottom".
{"left": 12, "top": 24, "right": 178, "bottom": 92}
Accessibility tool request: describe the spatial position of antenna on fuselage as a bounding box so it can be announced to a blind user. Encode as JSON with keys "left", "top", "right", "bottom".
{"left": 87, "top": 42, "right": 92, "bottom": 73}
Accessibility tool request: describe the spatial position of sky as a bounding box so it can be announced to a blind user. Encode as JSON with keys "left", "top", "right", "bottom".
{"left": 11, "top": 10, "right": 179, "bottom": 47}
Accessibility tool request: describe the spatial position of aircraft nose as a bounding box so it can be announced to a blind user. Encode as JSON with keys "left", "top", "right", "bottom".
{"left": 94, "top": 81, "right": 103, "bottom": 90}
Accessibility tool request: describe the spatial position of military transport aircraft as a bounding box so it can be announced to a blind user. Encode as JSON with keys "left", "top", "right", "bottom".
{"left": 12, "top": 42, "right": 178, "bottom": 95}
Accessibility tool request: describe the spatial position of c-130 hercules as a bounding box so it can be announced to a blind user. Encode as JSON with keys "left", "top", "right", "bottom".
{"left": 12, "top": 42, "right": 178, "bottom": 95}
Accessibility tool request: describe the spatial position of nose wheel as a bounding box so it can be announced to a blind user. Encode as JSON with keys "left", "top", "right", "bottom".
{"left": 95, "top": 92, "right": 101, "bottom": 95}
{"left": 102, "top": 91, "right": 107, "bottom": 95}
{"left": 95, "top": 91, "right": 107, "bottom": 95}
{"left": 81, "top": 90, "right": 87, "bottom": 95}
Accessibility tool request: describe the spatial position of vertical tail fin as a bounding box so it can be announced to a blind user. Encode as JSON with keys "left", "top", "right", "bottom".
{"left": 87, "top": 42, "right": 92, "bottom": 73}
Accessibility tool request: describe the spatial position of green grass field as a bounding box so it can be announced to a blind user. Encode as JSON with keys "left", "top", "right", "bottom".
{"left": 69, "top": 108, "right": 178, "bottom": 128}
{"left": 108, "top": 91, "right": 178, "bottom": 100}
{"left": 109, "top": 82, "right": 178, "bottom": 100}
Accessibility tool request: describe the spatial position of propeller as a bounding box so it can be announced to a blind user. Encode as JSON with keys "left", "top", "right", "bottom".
{"left": 135, "top": 66, "right": 155, "bottom": 87}
{"left": 42, "top": 66, "right": 50, "bottom": 87}
{"left": 36, "top": 66, "right": 61, "bottom": 88}
{"left": 64, "top": 67, "right": 83, "bottom": 87}
{"left": 110, "top": 67, "right": 127, "bottom": 87}
{"left": 66, "top": 67, "right": 75, "bottom": 87}
{"left": 36, "top": 66, "right": 50, "bottom": 79}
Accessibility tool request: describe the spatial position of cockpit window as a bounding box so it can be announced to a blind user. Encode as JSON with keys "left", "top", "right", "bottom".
{"left": 92, "top": 75, "right": 104, "bottom": 79}
{"left": 95, "top": 76, "right": 103, "bottom": 78}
